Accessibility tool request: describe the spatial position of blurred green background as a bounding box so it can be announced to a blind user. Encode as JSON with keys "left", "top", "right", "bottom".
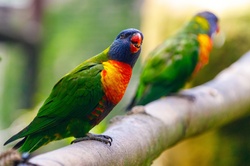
{"left": 0, "top": 0, "right": 250, "bottom": 164}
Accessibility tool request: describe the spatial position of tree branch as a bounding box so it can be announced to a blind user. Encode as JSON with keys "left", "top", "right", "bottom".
{"left": 29, "top": 51, "right": 250, "bottom": 166}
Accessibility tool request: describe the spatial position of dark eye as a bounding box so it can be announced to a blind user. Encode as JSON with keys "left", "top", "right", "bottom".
{"left": 120, "top": 33, "right": 126, "bottom": 39}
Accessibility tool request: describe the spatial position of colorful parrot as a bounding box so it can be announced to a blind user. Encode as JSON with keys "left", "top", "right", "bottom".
{"left": 4, "top": 28, "right": 143, "bottom": 153}
{"left": 126, "top": 11, "right": 219, "bottom": 110}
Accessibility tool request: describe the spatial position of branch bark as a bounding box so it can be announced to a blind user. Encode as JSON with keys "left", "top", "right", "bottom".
{"left": 29, "top": 51, "right": 250, "bottom": 166}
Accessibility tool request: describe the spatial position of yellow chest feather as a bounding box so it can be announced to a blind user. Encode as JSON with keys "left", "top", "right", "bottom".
{"left": 101, "top": 60, "right": 132, "bottom": 104}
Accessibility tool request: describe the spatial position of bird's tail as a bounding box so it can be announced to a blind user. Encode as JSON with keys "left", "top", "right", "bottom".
{"left": 5, "top": 134, "right": 45, "bottom": 153}
{"left": 125, "top": 96, "right": 137, "bottom": 111}
{"left": 13, "top": 137, "right": 27, "bottom": 150}
{"left": 125, "top": 83, "right": 146, "bottom": 111}
{"left": 17, "top": 136, "right": 46, "bottom": 153}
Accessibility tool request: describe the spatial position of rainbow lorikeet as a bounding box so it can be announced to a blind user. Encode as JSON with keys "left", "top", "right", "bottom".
{"left": 4, "top": 28, "right": 143, "bottom": 152}
{"left": 126, "top": 11, "right": 219, "bottom": 110}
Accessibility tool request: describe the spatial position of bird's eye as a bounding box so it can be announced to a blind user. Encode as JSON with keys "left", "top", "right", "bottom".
{"left": 120, "top": 34, "right": 125, "bottom": 39}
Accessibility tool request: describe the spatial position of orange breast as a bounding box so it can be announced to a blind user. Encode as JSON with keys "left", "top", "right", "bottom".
{"left": 193, "top": 34, "right": 212, "bottom": 76}
{"left": 101, "top": 60, "right": 132, "bottom": 104}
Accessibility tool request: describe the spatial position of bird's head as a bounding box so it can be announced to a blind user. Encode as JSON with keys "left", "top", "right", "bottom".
{"left": 108, "top": 28, "right": 143, "bottom": 67}
{"left": 195, "top": 11, "right": 219, "bottom": 37}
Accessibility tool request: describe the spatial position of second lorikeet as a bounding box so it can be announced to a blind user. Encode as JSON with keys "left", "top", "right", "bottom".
{"left": 126, "top": 11, "right": 219, "bottom": 110}
{"left": 4, "top": 28, "right": 143, "bottom": 153}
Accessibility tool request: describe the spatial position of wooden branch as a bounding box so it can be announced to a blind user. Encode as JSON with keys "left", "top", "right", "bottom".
{"left": 29, "top": 51, "right": 250, "bottom": 166}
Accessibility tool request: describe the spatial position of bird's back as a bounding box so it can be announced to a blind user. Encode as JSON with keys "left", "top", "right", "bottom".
{"left": 132, "top": 33, "right": 199, "bottom": 107}
{"left": 126, "top": 11, "right": 218, "bottom": 110}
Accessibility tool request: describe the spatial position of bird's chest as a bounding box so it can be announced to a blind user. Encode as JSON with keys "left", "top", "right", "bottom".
{"left": 101, "top": 60, "right": 132, "bottom": 105}
{"left": 193, "top": 34, "right": 212, "bottom": 75}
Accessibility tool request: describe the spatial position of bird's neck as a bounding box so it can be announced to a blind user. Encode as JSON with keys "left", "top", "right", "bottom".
{"left": 180, "top": 16, "right": 210, "bottom": 36}
{"left": 101, "top": 60, "right": 132, "bottom": 104}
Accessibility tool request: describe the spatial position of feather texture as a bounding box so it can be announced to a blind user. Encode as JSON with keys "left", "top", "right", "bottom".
{"left": 126, "top": 11, "right": 219, "bottom": 110}
{"left": 4, "top": 28, "right": 143, "bottom": 152}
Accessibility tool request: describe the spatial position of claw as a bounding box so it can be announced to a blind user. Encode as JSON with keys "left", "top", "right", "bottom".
{"left": 71, "top": 133, "right": 113, "bottom": 146}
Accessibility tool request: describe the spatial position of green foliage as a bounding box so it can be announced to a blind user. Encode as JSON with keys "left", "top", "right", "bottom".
{"left": 214, "top": 115, "right": 250, "bottom": 165}
{"left": 0, "top": 45, "right": 26, "bottom": 128}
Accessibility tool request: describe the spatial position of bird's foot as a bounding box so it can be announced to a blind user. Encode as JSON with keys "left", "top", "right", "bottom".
{"left": 71, "top": 133, "right": 113, "bottom": 146}
{"left": 169, "top": 93, "right": 196, "bottom": 102}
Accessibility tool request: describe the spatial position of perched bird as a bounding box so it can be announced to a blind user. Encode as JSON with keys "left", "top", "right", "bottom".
{"left": 4, "top": 28, "right": 143, "bottom": 153}
{"left": 126, "top": 11, "right": 219, "bottom": 110}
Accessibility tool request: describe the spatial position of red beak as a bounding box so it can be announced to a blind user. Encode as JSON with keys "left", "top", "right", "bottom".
{"left": 130, "top": 33, "right": 143, "bottom": 53}
{"left": 216, "top": 25, "right": 220, "bottom": 33}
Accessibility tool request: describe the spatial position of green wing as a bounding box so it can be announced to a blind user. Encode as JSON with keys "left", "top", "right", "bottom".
{"left": 5, "top": 61, "right": 105, "bottom": 143}
{"left": 135, "top": 34, "right": 199, "bottom": 105}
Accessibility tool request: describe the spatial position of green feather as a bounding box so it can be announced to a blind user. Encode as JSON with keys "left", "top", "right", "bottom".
{"left": 4, "top": 28, "right": 143, "bottom": 152}
{"left": 127, "top": 11, "right": 218, "bottom": 110}
{"left": 135, "top": 34, "right": 199, "bottom": 105}
{"left": 5, "top": 56, "right": 105, "bottom": 152}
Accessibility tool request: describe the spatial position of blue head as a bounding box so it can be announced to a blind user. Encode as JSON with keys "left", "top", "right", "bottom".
{"left": 108, "top": 28, "right": 143, "bottom": 67}
{"left": 196, "top": 11, "right": 219, "bottom": 37}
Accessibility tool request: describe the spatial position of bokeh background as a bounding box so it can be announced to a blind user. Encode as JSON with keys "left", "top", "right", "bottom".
{"left": 0, "top": 0, "right": 250, "bottom": 165}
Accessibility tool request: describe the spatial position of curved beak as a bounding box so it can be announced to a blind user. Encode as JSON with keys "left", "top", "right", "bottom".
{"left": 130, "top": 33, "right": 143, "bottom": 53}
{"left": 216, "top": 25, "right": 220, "bottom": 33}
